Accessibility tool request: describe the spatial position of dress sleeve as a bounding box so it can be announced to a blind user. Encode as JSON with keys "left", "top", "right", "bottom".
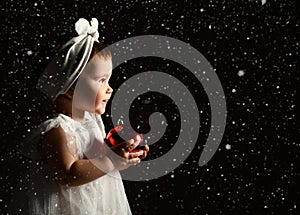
{"left": 42, "top": 114, "right": 75, "bottom": 135}
{"left": 19, "top": 114, "right": 78, "bottom": 160}
{"left": 42, "top": 114, "right": 80, "bottom": 158}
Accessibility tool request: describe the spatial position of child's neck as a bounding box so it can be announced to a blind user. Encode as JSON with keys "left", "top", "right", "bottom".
{"left": 54, "top": 95, "right": 87, "bottom": 122}
{"left": 72, "top": 109, "right": 88, "bottom": 122}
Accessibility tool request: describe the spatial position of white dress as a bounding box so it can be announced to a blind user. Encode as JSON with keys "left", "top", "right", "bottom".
{"left": 11, "top": 112, "right": 132, "bottom": 215}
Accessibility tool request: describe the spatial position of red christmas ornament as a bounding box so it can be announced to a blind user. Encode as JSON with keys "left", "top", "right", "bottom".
{"left": 104, "top": 126, "right": 145, "bottom": 153}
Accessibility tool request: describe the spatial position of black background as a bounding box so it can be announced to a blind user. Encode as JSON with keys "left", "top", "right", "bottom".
{"left": 0, "top": 0, "right": 299, "bottom": 214}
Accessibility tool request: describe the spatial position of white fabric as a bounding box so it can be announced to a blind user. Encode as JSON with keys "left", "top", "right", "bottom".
{"left": 75, "top": 18, "right": 99, "bottom": 39}
{"left": 37, "top": 18, "right": 100, "bottom": 101}
{"left": 10, "top": 113, "right": 132, "bottom": 215}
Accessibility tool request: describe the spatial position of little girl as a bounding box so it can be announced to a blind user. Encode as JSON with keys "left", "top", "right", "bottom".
{"left": 11, "top": 18, "right": 149, "bottom": 214}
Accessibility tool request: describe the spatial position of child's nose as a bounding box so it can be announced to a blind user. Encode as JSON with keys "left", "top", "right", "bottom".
{"left": 107, "top": 85, "right": 113, "bottom": 94}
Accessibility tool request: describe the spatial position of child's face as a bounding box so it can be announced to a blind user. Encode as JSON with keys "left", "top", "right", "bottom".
{"left": 73, "top": 55, "right": 113, "bottom": 115}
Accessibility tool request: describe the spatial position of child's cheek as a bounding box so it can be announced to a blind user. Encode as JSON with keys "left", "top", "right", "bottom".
{"left": 85, "top": 79, "right": 99, "bottom": 97}
{"left": 74, "top": 79, "right": 98, "bottom": 107}
{"left": 94, "top": 85, "right": 102, "bottom": 101}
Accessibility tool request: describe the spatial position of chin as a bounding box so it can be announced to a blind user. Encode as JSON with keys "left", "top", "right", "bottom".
{"left": 94, "top": 103, "right": 106, "bottom": 115}
{"left": 95, "top": 108, "right": 105, "bottom": 115}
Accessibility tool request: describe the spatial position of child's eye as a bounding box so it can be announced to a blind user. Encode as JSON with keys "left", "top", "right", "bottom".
{"left": 99, "top": 78, "right": 106, "bottom": 83}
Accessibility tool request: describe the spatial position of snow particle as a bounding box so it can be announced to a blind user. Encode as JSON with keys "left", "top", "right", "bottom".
{"left": 225, "top": 144, "right": 231, "bottom": 150}
{"left": 238, "top": 70, "right": 245, "bottom": 77}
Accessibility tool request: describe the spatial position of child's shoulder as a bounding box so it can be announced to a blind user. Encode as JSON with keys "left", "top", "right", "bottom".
{"left": 41, "top": 112, "right": 104, "bottom": 135}
{"left": 41, "top": 113, "right": 75, "bottom": 135}
{"left": 19, "top": 114, "right": 73, "bottom": 160}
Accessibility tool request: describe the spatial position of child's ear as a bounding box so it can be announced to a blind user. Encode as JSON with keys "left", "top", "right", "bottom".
{"left": 64, "top": 87, "right": 75, "bottom": 99}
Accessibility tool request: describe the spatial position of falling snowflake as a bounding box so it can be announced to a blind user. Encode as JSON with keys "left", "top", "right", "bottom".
{"left": 225, "top": 144, "right": 231, "bottom": 150}
{"left": 238, "top": 70, "right": 245, "bottom": 77}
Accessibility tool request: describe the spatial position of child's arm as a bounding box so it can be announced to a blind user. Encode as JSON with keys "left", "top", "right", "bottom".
{"left": 41, "top": 125, "right": 141, "bottom": 187}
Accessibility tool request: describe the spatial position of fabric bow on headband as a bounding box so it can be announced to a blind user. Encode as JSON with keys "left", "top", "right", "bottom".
{"left": 75, "top": 18, "right": 99, "bottom": 40}
{"left": 37, "top": 18, "right": 100, "bottom": 101}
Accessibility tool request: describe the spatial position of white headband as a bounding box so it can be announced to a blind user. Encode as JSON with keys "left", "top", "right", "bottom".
{"left": 37, "top": 18, "right": 99, "bottom": 101}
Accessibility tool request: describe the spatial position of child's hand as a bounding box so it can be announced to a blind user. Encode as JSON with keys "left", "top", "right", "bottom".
{"left": 130, "top": 144, "right": 149, "bottom": 160}
{"left": 107, "top": 139, "right": 143, "bottom": 171}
